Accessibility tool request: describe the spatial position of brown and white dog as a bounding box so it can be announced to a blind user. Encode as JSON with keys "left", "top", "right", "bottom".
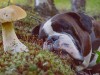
{"left": 32, "top": 12, "right": 100, "bottom": 71}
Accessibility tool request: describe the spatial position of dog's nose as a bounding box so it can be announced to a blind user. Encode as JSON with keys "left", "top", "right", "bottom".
{"left": 43, "top": 35, "right": 60, "bottom": 51}
{"left": 47, "top": 35, "right": 59, "bottom": 44}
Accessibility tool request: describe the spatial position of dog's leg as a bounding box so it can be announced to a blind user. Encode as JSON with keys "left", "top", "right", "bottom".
{"left": 89, "top": 38, "right": 100, "bottom": 67}
{"left": 89, "top": 47, "right": 100, "bottom": 67}
{"left": 76, "top": 49, "right": 92, "bottom": 71}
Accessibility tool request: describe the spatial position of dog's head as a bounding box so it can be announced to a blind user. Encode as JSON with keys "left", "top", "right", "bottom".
{"left": 32, "top": 12, "right": 93, "bottom": 71}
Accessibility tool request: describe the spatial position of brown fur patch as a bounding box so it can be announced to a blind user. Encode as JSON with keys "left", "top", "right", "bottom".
{"left": 92, "top": 20, "right": 100, "bottom": 38}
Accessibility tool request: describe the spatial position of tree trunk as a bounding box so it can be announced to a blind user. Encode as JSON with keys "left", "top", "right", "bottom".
{"left": 34, "top": 0, "right": 58, "bottom": 18}
{"left": 71, "top": 0, "right": 86, "bottom": 13}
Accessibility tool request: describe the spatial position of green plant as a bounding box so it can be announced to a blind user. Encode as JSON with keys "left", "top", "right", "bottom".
{"left": 96, "top": 51, "right": 100, "bottom": 63}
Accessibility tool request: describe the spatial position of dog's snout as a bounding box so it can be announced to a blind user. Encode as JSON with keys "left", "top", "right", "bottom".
{"left": 47, "top": 35, "right": 59, "bottom": 43}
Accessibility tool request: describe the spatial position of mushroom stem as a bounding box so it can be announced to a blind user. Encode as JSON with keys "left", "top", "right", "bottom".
{"left": 2, "top": 22, "right": 28, "bottom": 53}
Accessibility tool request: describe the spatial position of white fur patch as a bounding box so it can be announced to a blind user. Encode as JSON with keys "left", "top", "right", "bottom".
{"left": 56, "top": 33, "right": 83, "bottom": 60}
{"left": 43, "top": 18, "right": 54, "bottom": 35}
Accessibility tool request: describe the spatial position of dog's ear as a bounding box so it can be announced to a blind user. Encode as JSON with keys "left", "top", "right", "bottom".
{"left": 32, "top": 25, "right": 40, "bottom": 36}
{"left": 67, "top": 12, "right": 92, "bottom": 34}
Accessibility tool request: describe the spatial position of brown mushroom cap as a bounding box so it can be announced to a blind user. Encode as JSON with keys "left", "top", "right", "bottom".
{"left": 0, "top": 5, "right": 27, "bottom": 23}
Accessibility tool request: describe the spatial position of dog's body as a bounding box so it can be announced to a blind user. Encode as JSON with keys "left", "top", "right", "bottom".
{"left": 92, "top": 20, "right": 100, "bottom": 38}
{"left": 32, "top": 12, "right": 100, "bottom": 71}
{"left": 89, "top": 20, "right": 100, "bottom": 68}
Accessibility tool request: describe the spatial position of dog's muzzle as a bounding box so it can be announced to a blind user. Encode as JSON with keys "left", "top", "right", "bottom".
{"left": 43, "top": 33, "right": 84, "bottom": 62}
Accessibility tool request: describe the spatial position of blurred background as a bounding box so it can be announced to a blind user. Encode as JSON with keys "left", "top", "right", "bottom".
{"left": 0, "top": 0, "right": 100, "bottom": 17}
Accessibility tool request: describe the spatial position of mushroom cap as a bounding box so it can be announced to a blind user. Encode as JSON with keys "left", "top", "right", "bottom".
{"left": 0, "top": 5, "right": 27, "bottom": 23}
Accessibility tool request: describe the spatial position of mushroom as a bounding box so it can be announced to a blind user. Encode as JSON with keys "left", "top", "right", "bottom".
{"left": 0, "top": 5, "right": 29, "bottom": 53}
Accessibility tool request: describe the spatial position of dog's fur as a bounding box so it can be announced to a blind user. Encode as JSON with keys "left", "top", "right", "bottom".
{"left": 92, "top": 20, "right": 100, "bottom": 38}
{"left": 32, "top": 12, "right": 100, "bottom": 71}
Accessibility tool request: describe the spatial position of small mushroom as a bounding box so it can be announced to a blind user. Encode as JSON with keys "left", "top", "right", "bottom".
{"left": 0, "top": 5, "right": 29, "bottom": 53}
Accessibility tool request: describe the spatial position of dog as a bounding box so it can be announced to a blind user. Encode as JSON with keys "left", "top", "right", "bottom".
{"left": 32, "top": 12, "right": 100, "bottom": 71}
{"left": 88, "top": 20, "right": 100, "bottom": 70}
{"left": 92, "top": 20, "right": 100, "bottom": 38}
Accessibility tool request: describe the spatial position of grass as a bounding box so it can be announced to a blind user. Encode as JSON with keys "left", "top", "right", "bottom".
{"left": 55, "top": 0, "right": 100, "bottom": 15}
{"left": 55, "top": 0, "right": 71, "bottom": 11}
{"left": 86, "top": 0, "right": 100, "bottom": 15}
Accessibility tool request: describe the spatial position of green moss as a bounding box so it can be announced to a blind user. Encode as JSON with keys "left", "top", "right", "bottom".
{"left": 54, "top": 0, "right": 71, "bottom": 10}
{"left": 0, "top": 45, "right": 74, "bottom": 75}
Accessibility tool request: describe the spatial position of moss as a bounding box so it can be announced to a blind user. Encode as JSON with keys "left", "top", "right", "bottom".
{"left": 0, "top": 44, "right": 74, "bottom": 75}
